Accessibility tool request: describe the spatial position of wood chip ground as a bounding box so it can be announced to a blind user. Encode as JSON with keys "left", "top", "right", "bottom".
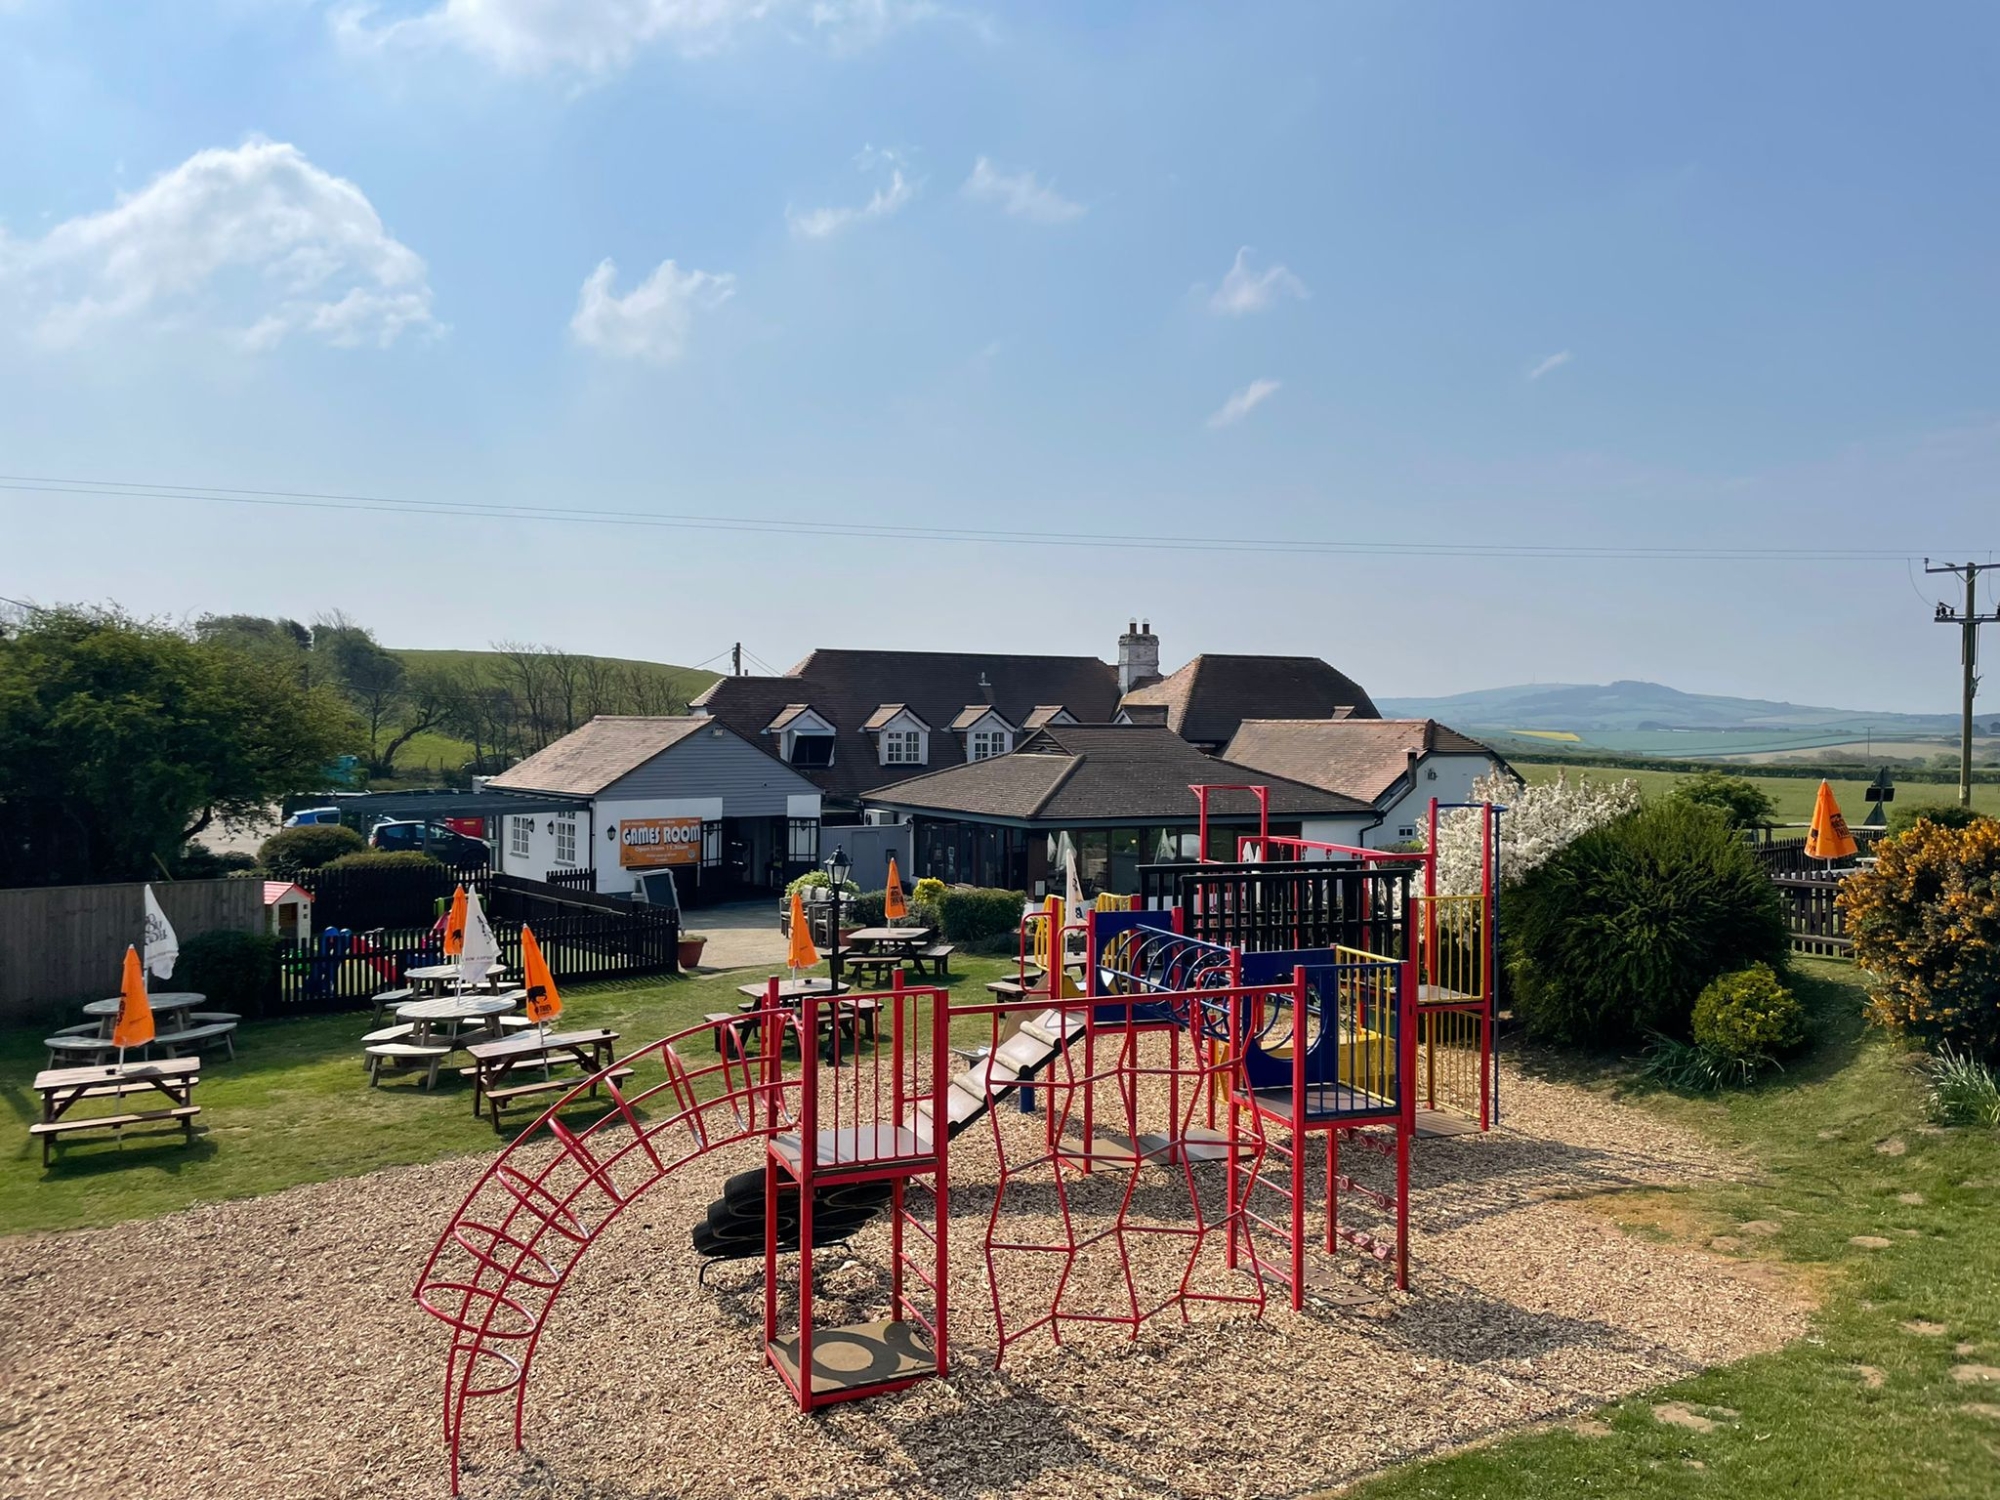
{"left": 0, "top": 1063, "right": 1811, "bottom": 1499}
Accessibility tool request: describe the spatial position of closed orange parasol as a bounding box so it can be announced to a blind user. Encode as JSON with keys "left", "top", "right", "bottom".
{"left": 1805, "top": 780, "right": 1858, "bottom": 862}
{"left": 883, "top": 856, "right": 908, "bottom": 922}
{"left": 521, "top": 926, "right": 562, "bottom": 1026}
{"left": 786, "top": 889, "right": 820, "bottom": 973}
{"left": 443, "top": 885, "right": 469, "bottom": 959}
{"left": 112, "top": 944, "right": 154, "bottom": 1055}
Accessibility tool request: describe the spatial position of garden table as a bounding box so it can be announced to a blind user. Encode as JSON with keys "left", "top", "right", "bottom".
{"left": 80, "top": 991, "right": 205, "bottom": 1036}
{"left": 29, "top": 1057, "right": 201, "bottom": 1165}
{"left": 394, "top": 994, "right": 516, "bottom": 1047}
{"left": 464, "top": 1028, "right": 624, "bottom": 1128}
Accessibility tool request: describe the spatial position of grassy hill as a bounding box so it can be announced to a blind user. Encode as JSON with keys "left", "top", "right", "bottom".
{"left": 373, "top": 649, "right": 722, "bottom": 783}
{"left": 394, "top": 647, "right": 719, "bottom": 704}
{"left": 1379, "top": 680, "right": 1967, "bottom": 736}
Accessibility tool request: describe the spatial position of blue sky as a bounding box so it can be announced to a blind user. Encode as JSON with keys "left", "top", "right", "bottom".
{"left": 1, "top": 1, "right": 1995, "bottom": 711}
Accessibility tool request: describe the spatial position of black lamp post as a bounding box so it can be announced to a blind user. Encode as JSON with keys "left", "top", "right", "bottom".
{"left": 825, "top": 845, "right": 851, "bottom": 990}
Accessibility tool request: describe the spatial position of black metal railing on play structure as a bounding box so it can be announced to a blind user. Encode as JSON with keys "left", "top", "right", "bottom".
{"left": 1135, "top": 860, "right": 1413, "bottom": 958}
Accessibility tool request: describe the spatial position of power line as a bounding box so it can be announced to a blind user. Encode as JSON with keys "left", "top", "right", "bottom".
{"left": 3, "top": 472, "right": 1984, "bottom": 564}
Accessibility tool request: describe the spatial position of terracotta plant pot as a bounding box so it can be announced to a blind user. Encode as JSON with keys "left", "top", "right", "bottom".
{"left": 678, "top": 936, "right": 708, "bottom": 968}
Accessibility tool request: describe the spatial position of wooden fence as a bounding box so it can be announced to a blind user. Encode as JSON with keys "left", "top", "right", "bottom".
{"left": 543, "top": 868, "right": 598, "bottom": 893}
{"left": 1749, "top": 835, "right": 1878, "bottom": 958}
{"left": 0, "top": 878, "right": 264, "bottom": 1025}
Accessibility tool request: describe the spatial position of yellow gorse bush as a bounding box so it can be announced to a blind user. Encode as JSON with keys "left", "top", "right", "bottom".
{"left": 1839, "top": 815, "right": 2000, "bottom": 1060}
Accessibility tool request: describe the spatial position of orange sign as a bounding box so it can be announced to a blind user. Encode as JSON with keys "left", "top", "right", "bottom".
{"left": 619, "top": 817, "right": 703, "bottom": 869}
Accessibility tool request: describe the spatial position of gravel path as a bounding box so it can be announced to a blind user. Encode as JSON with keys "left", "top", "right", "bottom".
{"left": 0, "top": 1064, "right": 1810, "bottom": 1500}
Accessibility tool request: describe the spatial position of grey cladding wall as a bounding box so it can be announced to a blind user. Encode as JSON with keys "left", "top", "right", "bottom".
{"left": 602, "top": 725, "right": 817, "bottom": 815}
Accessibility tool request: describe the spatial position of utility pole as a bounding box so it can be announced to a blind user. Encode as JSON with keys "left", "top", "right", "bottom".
{"left": 1925, "top": 560, "right": 2000, "bottom": 808}
{"left": 732, "top": 642, "right": 742, "bottom": 676}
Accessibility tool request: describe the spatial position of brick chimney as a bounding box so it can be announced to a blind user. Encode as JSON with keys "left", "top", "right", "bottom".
{"left": 1117, "top": 619, "right": 1161, "bottom": 693}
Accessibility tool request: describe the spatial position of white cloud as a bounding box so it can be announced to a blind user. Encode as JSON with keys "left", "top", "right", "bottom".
{"left": 1208, "top": 246, "right": 1305, "bottom": 316}
{"left": 569, "top": 256, "right": 735, "bottom": 363}
{"left": 336, "top": 0, "right": 945, "bottom": 76}
{"left": 0, "top": 138, "right": 438, "bottom": 351}
{"left": 961, "top": 157, "right": 1085, "bottom": 224}
{"left": 1207, "top": 377, "right": 1281, "bottom": 429}
{"left": 1525, "top": 349, "right": 1573, "bottom": 381}
{"left": 787, "top": 149, "right": 917, "bottom": 239}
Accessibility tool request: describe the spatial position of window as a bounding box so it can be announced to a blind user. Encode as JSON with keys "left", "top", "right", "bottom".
{"left": 883, "top": 729, "right": 923, "bottom": 765}
{"left": 788, "top": 733, "right": 835, "bottom": 768}
{"left": 509, "top": 817, "right": 531, "bottom": 860}
{"left": 1397, "top": 825, "right": 1417, "bottom": 841}
{"left": 554, "top": 814, "right": 578, "bottom": 866}
{"left": 787, "top": 818, "right": 820, "bottom": 862}
{"left": 967, "top": 729, "right": 1009, "bottom": 761}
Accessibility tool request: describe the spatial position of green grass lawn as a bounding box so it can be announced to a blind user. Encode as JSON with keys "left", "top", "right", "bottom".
{"left": 1517, "top": 761, "right": 2000, "bottom": 825}
{"left": 0, "top": 954, "right": 1016, "bottom": 1236}
{"left": 1338, "top": 958, "right": 2000, "bottom": 1500}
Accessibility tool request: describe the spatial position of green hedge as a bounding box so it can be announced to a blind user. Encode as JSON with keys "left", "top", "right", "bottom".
{"left": 935, "top": 887, "right": 1027, "bottom": 945}
{"left": 318, "top": 850, "right": 444, "bottom": 873}
{"left": 173, "top": 930, "right": 278, "bottom": 1018}
{"left": 258, "top": 824, "right": 364, "bottom": 878}
{"left": 1508, "top": 801, "right": 1788, "bottom": 1048}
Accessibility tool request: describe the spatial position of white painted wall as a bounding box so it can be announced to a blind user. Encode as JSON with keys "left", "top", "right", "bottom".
{"left": 498, "top": 809, "right": 595, "bottom": 881}
{"left": 1366, "top": 753, "right": 1502, "bottom": 846}
{"left": 1298, "top": 814, "right": 1375, "bottom": 853}
{"left": 593, "top": 795, "right": 725, "bottom": 896}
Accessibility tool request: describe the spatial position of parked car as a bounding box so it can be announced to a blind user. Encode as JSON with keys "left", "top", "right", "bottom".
{"left": 368, "top": 819, "right": 491, "bottom": 867}
{"left": 283, "top": 806, "right": 344, "bottom": 828}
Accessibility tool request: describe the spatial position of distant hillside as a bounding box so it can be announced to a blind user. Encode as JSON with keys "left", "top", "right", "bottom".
{"left": 394, "top": 648, "right": 720, "bottom": 706}
{"left": 1378, "top": 681, "right": 1964, "bottom": 736}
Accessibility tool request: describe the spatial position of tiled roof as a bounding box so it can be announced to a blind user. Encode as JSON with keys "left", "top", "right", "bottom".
{"left": 1222, "top": 718, "right": 1501, "bottom": 803}
{"left": 694, "top": 649, "right": 1122, "bottom": 803}
{"left": 862, "top": 704, "right": 929, "bottom": 731}
{"left": 486, "top": 717, "right": 710, "bottom": 796}
{"left": 949, "top": 705, "right": 1011, "bottom": 731}
{"left": 864, "top": 724, "right": 1370, "bottom": 824}
{"left": 764, "top": 704, "right": 818, "bottom": 733}
{"left": 1023, "top": 705, "right": 1073, "bottom": 728}
{"left": 1117, "top": 655, "right": 1381, "bottom": 745}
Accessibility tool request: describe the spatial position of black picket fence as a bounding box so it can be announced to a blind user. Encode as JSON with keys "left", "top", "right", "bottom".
{"left": 273, "top": 877, "right": 679, "bottom": 1013}
{"left": 1750, "top": 830, "right": 1880, "bottom": 879}
{"left": 543, "top": 868, "right": 598, "bottom": 893}
{"left": 1137, "top": 861, "right": 1413, "bottom": 958}
{"left": 293, "top": 859, "right": 491, "bottom": 931}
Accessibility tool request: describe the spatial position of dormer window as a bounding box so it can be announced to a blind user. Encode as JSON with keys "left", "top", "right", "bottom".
{"left": 766, "top": 704, "right": 837, "bottom": 769}
{"left": 789, "top": 734, "right": 835, "bottom": 768}
{"left": 951, "top": 705, "right": 1016, "bottom": 761}
{"left": 968, "top": 728, "right": 1010, "bottom": 761}
{"left": 864, "top": 705, "right": 931, "bottom": 768}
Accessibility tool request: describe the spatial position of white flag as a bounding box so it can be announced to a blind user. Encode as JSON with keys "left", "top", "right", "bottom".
{"left": 459, "top": 887, "right": 500, "bottom": 986}
{"left": 142, "top": 884, "right": 179, "bottom": 979}
{"left": 1064, "top": 847, "right": 1088, "bottom": 926}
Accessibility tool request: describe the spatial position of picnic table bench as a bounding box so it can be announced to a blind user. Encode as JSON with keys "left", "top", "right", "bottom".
{"left": 463, "top": 1028, "right": 626, "bottom": 1131}
{"left": 29, "top": 1058, "right": 201, "bottom": 1166}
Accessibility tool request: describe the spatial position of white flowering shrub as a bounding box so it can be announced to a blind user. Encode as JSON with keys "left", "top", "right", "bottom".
{"left": 1431, "top": 768, "right": 1641, "bottom": 894}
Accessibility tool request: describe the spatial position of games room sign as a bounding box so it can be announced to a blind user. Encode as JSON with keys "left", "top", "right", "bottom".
{"left": 618, "top": 817, "right": 703, "bottom": 869}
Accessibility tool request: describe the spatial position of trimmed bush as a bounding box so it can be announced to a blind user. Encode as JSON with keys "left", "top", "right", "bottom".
{"left": 844, "top": 891, "right": 887, "bottom": 929}
{"left": 1841, "top": 816, "right": 2000, "bottom": 1061}
{"left": 785, "top": 870, "right": 859, "bottom": 899}
{"left": 935, "top": 886, "right": 1028, "bottom": 945}
{"left": 258, "top": 824, "right": 364, "bottom": 878}
{"left": 1670, "top": 770, "right": 1777, "bottom": 831}
{"left": 318, "top": 849, "right": 444, "bottom": 873}
{"left": 1692, "top": 963, "right": 1805, "bottom": 1062}
{"left": 1884, "top": 801, "right": 1990, "bottom": 838}
{"left": 1508, "top": 800, "right": 1789, "bottom": 1048}
{"left": 173, "top": 929, "right": 278, "bottom": 1018}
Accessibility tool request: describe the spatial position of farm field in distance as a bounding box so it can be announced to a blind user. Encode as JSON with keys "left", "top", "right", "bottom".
{"left": 1515, "top": 760, "right": 2000, "bottom": 825}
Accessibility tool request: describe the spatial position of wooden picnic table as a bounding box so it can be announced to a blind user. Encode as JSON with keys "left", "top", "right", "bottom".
{"left": 734, "top": 978, "right": 850, "bottom": 1006}
{"left": 29, "top": 1058, "right": 201, "bottom": 1166}
{"left": 405, "top": 963, "right": 514, "bottom": 995}
{"left": 842, "top": 926, "right": 933, "bottom": 953}
{"left": 395, "top": 994, "right": 517, "bottom": 1045}
{"left": 464, "top": 1027, "right": 624, "bottom": 1129}
{"left": 79, "top": 991, "right": 204, "bottom": 1030}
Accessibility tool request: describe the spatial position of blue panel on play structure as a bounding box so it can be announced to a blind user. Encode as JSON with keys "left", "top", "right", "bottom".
{"left": 1233, "top": 950, "right": 1404, "bottom": 1117}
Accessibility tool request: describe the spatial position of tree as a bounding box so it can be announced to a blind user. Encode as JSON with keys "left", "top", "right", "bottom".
{"left": 0, "top": 606, "right": 355, "bottom": 886}
{"left": 1432, "top": 768, "right": 1641, "bottom": 895}
{"left": 315, "top": 613, "right": 409, "bottom": 774}
{"left": 1670, "top": 770, "right": 1777, "bottom": 831}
